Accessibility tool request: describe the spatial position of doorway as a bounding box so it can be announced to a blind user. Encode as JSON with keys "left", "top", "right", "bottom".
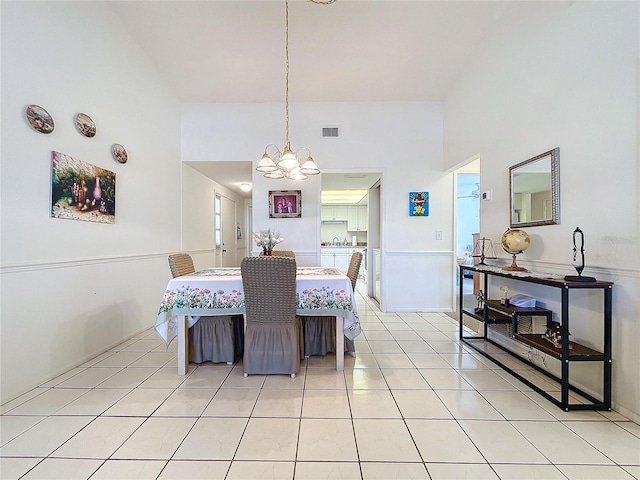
{"left": 453, "top": 159, "right": 480, "bottom": 314}
{"left": 217, "top": 193, "right": 238, "bottom": 267}
{"left": 320, "top": 172, "right": 381, "bottom": 300}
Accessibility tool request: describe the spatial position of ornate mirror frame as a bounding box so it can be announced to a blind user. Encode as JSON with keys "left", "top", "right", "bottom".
{"left": 509, "top": 147, "right": 560, "bottom": 228}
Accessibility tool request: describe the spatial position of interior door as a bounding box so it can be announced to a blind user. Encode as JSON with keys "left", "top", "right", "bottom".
{"left": 220, "top": 194, "right": 237, "bottom": 267}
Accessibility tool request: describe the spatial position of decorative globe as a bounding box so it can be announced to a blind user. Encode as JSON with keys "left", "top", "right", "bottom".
{"left": 501, "top": 228, "right": 530, "bottom": 254}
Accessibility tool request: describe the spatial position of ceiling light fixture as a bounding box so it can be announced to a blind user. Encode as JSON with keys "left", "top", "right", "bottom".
{"left": 257, "top": 0, "right": 327, "bottom": 181}
{"left": 240, "top": 183, "right": 252, "bottom": 192}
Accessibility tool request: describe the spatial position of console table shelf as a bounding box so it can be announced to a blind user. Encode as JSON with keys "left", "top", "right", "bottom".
{"left": 459, "top": 265, "right": 612, "bottom": 412}
{"left": 462, "top": 306, "right": 512, "bottom": 324}
{"left": 514, "top": 334, "right": 604, "bottom": 359}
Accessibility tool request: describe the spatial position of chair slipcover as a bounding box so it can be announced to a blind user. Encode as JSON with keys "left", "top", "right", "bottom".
{"left": 302, "top": 251, "right": 362, "bottom": 357}
{"left": 241, "top": 256, "right": 301, "bottom": 376}
{"left": 168, "top": 253, "right": 243, "bottom": 364}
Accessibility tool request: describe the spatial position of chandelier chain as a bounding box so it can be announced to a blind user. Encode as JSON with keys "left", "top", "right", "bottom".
{"left": 285, "top": 0, "right": 290, "bottom": 146}
{"left": 256, "top": 0, "right": 322, "bottom": 180}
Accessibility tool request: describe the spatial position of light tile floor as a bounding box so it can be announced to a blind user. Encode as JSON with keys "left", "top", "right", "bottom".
{"left": 1, "top": 287, "right": 639, "bottom": 480}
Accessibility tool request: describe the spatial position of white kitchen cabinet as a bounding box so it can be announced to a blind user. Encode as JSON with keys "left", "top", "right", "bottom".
{"left": 321, "top": 247, "right": 350, "bottom": 274}
{"left": 321, "top": 251, "right": 334, "bottom": 268}
{"left": 347, "top": 205, "right": 367, "bottom": 231}
{"left": 321, "top": 205, "right": 348, "bottom": 221}
{"left": 334, "top": 251, "right": 350, "bottom": 273}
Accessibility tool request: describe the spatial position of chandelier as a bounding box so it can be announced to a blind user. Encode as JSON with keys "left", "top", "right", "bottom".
{"left": 256, "top": 0, "right": 322, "bottom": 181}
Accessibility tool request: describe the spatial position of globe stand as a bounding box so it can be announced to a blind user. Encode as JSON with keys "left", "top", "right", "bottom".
{"left": 501, "top": 228, "right": 530, "bottom": 272}
{"left": 502, "top": 253, "right": 528, "bottom": 272}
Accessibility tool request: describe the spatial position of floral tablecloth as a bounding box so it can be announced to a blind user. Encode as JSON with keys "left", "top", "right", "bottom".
{"left": 155, "top": 267, "right": 361, "bottom": 345}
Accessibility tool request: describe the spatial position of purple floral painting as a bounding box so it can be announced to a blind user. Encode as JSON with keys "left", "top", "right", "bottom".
{"left": 50, "top": 151, "right": 116, "bottom": 224}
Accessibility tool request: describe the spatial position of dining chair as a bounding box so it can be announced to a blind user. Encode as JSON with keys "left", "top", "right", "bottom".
{"left": 167, "top": 253, "right": 244, "bottom": 364}
{"left": 168, "top": 253, "right": 195, "bottom": 277}
{"left": 241, "top": 256, "right": 302, "bottom": 378}
{"left": 260, "top": 250, "right": 296, "bottom": 258}
{"left": 302, "top": 251, "right": 362, "bottom": 357}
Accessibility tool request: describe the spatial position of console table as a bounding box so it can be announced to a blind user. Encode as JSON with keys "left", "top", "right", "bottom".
{"left": 459, "top": 265, "right": 612, "bottom": 412}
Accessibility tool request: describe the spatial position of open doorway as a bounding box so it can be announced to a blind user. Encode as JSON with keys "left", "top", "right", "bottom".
{"left": 320, "top": 172, "right": 381, "bottom": 300}
{"left": 453, "top": 159, "right": 480, "bottom": 315}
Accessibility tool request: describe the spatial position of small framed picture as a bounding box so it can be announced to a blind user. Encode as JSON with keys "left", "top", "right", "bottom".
{"left": 269, "top": 190, "right": 301, "bottom": 218}
{"left": 409, "top": 191, "right": 429, "bottom": 216}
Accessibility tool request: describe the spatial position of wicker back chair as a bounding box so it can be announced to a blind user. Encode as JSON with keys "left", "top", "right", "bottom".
{"left": 346, "top": 252, "right": 363, "bottom": 291}
{"left": 260, "top": 250, "right": 296, "bottom": 258}
{"left": 241, "top": 256, "right": 301, "bottom": 377}
{"left": 302, "top": 251, "right": 361, "bottom": 357}
{"left": 167, "top": 253, "right": 242, "bottom": 364}
{"left": 168, "top": 253, "right": 195, "bottom": 277}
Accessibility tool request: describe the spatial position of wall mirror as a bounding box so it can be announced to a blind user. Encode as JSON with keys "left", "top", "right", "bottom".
{"left": 510, "top": 147, "right": 559, "bottom": 228}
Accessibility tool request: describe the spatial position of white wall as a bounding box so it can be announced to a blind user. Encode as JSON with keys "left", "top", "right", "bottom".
{"left": 444, "top": 1, "right": 639, "bottom": 420}
{"left": 182, "top": 102, "right": 454, "bottom": 311}
{"left": 0, "top": 2, "right": 182, "bottom": 402}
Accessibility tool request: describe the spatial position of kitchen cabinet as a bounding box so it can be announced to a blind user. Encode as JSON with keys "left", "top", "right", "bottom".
{"left": 347, "top": 205, "right": 367, "bottom": 231}
{"left": 321, "top": 205, "right": 348, "bottom": 221}
{"left": 321, "top": 247, "right": 364, "bottom": 275}
{"left": 459, "top": 264, "right": 612, "bottom": 412}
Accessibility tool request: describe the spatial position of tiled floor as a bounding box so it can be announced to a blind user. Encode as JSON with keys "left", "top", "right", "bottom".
{"left": 1, "top": 286, "right": 639, "bottom": 479}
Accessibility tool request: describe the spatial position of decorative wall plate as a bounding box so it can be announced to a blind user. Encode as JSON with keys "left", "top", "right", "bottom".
{"left": 25, "top": 105, "right": 54, "bottom": 133}
{"left": 111, "top": 144, "right": 128, "bottom": 164}
{"left": 75, "top": 113, "right": 96, "bottom": 137}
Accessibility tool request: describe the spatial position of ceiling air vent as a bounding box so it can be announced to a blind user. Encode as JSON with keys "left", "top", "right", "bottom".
{"left": 322, "top": 127, "right": 339, "bottom": 138}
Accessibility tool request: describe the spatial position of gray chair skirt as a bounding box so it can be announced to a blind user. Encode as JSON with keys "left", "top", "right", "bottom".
{"left": 302, "top": 316, "right": 355, "bottom": 357}
{"left": 243, "top": 319, "right": 302, "bottom": 375}
{"left": 189, "top": 315, "right": 244, "bottom": 364}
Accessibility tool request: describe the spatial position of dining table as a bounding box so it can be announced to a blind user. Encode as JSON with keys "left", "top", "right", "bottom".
{"left": 155, "top": 266, "right": 361, "bottom": 374}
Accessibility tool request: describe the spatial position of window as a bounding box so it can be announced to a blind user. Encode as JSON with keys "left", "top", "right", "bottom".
{"left": 215, "top": 194, "right": 221, "bottom": 248}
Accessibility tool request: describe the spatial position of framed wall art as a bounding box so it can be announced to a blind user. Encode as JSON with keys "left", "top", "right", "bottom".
{"left": 409, "top": 191, "right": 429, "bottom": 216}
{"left": 25, "top": 104, "right": 54, "bottom": 134}
{"left": 269, "top": 190, "right": 301, "bottom": 218}
{"left": 111, "top": 143, "right": 128, "bottom": 164}
{"left": 50, "top": 151, "right": 116, "bottom": 224}
{"left": 75, "top": 113, "right": 96, "bottom": 137}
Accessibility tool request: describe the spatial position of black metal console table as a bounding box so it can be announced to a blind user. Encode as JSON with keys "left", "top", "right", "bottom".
{"left": 459, "top": 265, "right": 612, "bottom": 411}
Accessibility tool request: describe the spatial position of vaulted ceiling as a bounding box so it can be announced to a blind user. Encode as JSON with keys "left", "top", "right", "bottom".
{"left": 109, "top": 1, "right": 515, "bottom": 196}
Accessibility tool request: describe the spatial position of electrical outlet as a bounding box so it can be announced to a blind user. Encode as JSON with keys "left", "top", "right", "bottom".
{"left": 435, "top": 230, "right": 443, "bottom": 240}
{"left": 481, "top": 190, "right": 492, "bottom": 201}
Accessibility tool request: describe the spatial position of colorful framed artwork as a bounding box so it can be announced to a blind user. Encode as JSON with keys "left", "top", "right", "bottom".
{"left": 409, "top": 191, "right": 429, "bottom": 216}
{"left": 50, "top": 151, "right": 116, "bottom": 224}
{"left": 75, "top": 113, "right": 96, "bottom": 137}
{"left": 25, "top": 104, "right": 54, "bottom": 134}
{"left": 269, "top": 190, "right": 301, "bottom": 218}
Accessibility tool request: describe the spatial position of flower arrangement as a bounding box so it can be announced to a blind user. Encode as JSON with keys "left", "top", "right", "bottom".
{"left": 254, "top": 230, "right": 284, "bottom": 254}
